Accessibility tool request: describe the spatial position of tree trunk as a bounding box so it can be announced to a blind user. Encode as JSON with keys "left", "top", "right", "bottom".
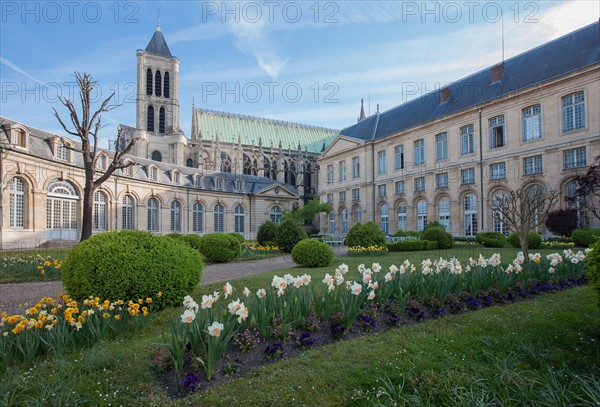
{"left": 80, "top": 181, "right": 95, "bottom": 242}
{"left": 519, "top": 232, "right": 529, "bottom": 264}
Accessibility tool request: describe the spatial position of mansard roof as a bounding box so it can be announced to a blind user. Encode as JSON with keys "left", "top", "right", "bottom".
{"left": 193, "top": 108, "right": 339, "bottom": 154}
{"left": 340, "top": 21, "right": 600, "bottom": 142}
{"left": 0, "top": 116, "right": 297, "bottom": 197}
{"left": 145, "top": 27, "right": 172, "bottom": 58}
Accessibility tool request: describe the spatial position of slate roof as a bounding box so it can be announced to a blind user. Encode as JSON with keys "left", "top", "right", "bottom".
{"left": 341, "top": 21, "right": 600, "bottom": 142}
{"left": 145, "top": 27, "right": 172, "bottom": 58}
{"left": 193, "top": 108, "right": 339, "bottom": 154}
{"left": 0, "top": 116, "right": 297, "bottom": 196}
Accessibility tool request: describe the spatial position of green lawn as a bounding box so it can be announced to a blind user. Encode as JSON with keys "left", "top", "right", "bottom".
{"left": 0, "top": 247, "right": 597, "bottom": 406}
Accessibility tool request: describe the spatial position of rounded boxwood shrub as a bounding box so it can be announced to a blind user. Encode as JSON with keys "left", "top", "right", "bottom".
{"left": 275, "top": 218, "right": 308, "bottom": 253}
{"left": 476, "top": 232, "right": 507, "bottom": 248}
{"left": 257, "top": 221, "right": 278, "bottom": 245}
{"left": 200, "top": 233, "right": 241, "bottom": 262}
{"left": 344, "top": 222, "right": 386, "bottom": 248}
{"left": 571, "top": 228, "right": 600, "bottom": 247}
{"left": 422, "top": 227, "right": 454, "bottom": 249}
{"left": 508, "top": 231, "right": 543, "bottom": 249}
{"left": 61, "top": 231, "right": 202, "bottom": 308}
{"left": 181, "top": 234, "right": 203, "bottom": 252}
{"left": 292, "top": 238, "right": 334, "bottom": 267}
{"left": 586, "top": 240, "right": 600, "bottom": 307}
{"left": 228, "top": 232, "right": 245, "bottom": 244}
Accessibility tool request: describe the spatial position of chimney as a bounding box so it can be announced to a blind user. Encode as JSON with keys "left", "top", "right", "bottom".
{"left": 491, "top": 63, "right": 505, "bottom": 83}
{"left": 440, "top": 87, "right": 452, "bottom": 103}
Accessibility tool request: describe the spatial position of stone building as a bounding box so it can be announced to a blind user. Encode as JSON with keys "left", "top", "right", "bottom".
{"left": 318, "top": 21, "right": 600, "bottom": 237}
{"left": 0, "top": 24, "right": 336, "bottom": 248}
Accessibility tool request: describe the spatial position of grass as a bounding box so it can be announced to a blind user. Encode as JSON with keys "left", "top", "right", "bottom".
{"left": 0, "top": 247, "right": 597, "bottom": 406}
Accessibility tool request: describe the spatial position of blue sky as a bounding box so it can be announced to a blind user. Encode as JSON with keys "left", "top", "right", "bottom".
{"left": 1, "top": 1, "right": 598, "bottom": 147}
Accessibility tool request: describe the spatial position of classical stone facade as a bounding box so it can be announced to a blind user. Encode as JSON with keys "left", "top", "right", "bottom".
{"left": 0, "top": 25, "right": 336, "bottom": 248}
{"left": 318, "top": 22, "right": 600, "bottom": 237}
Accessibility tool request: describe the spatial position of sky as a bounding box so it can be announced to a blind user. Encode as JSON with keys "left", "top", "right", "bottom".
{"left": 1, "top": 1, "right": 598, "bottom": 147}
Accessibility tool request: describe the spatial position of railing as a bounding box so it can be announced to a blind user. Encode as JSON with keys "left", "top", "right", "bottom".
{"left": 385, "top": 236, "right": 418, "bottom": 243}
{"left": 321, "top": 234, "right": 347, "bottom": 246}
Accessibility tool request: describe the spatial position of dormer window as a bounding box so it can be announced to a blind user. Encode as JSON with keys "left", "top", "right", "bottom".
{"left": 172, "top": 170, "right": 180, "bottom": 185}
{"left": 149, "top": 166, "right": 158, "bottom": 181}
{"left": 215, "top": 178, "right": 223, "bottom": 190}
{"left": 194, "top": 174, "right": 203, "bottom": 187}
{"left": 97, "top": 154, "right": 107, "bottom": 171}
{"left": 15, "top": 128, "right": 27, "bottom": 148}
{"left": 56, "top": 139, "right": 71, "bottom": 161}
{"left": 235, "top": 180, "right": 244, "bottom": 192}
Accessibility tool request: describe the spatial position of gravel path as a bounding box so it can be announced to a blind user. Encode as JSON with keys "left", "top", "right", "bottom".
{"left": 0, "top": 248, "right": 347, "bottom": 316}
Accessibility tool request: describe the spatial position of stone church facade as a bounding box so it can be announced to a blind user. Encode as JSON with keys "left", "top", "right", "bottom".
{"left": 0, "top": 25, "right": 337, "bottom": 248}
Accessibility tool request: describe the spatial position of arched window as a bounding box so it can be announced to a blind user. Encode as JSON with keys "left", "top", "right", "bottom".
{"left": 353, "top": 206, "right": 362, "bottom": 223}
{"left": 566, "top": 181, "right": 589, "bottom": 228}
{"left": 147, "top": 197, "right": 159, "bottom": 232}
{"left": 146, "top": 68, "right": 153, "bottom": 95}
{"left": 341, "top": 208, "right": 348, "bottom": 234}
{"left": 380, "top": 203, "right": 389, "bottom": 235}
{"left": 147, "top": 106, "right": 154, "bottom": 132}
{"left": 526, "top": 185, "right": 544, "bottom": 232}
{"left": 214, "top": 204, "right": 224, "bottom": 232}
{"left": 235, "top": 205, "right": 245, "bottom": 234}
{"left": 492, "top": 193, "right": 508, "bottom": 235}
{"left": 329, "top": 212, "right": 336, "bottom": 233}
{"left": 220, "top": 152, "right": 232, "bottom": 173}
{"left": 464, "top": 194, "right": 478, "bottom": 237}
{"left": 438, "top": 197, "right": 451, "bottom": 231}
{"left": 159, "top": 107, "right": 165, "bottom": 133}
{"left": 417, "top": 200, "right": 428, "bottom": 231}
{"left": 163, "top": 72, "right": 170, "bottom": 98}
{"left": 93, "top": 191, "right": 107, "bottom": 231}
{"left": 186, "top": 158, "right": 194, "bottom": 168}
{"left": 397, "top": 204, "right": 407, "bottom": 232}
{"left": 155, "top": 70, "right": 162, "bottom": 97}
{"left": 171, "top": 201, "right": 182, "bottom": 232}
{"left": 122, "top": 195, "right": 134, "bottom": 230}
{"left": 151, "top": 150, "right": 162, "bottom": 162}
{"left": 193, "top": 202, "right": 204, "bottom": 233}
{"left": 9, "top": 177, "right": 25, "bottom": 228}
{"left": 46, "top": 180, "right": 79, "bottom": 240}
{"left": 270, "top": 206, "right": 282, "bottom": 224}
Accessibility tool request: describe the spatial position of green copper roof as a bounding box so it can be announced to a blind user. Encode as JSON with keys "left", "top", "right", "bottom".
{"left": 193, "top": 108, "right": 338, "bottom": 153}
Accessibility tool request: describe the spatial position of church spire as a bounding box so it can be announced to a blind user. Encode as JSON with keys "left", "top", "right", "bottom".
{"left": 157, "top": 10, "right": 161, "bottom": 31}
{"left": 357, "top": 98, "right": 366, "bottom": 122}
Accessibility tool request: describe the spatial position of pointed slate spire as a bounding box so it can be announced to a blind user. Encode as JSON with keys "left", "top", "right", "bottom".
{"left": 145, "top": 24, "right": 172, "bottom": 57}
{"left": 357, "top": 98, "right": 366, "bottom": 122}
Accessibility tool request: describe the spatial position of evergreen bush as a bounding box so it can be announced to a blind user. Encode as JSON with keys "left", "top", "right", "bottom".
{"left": 257, "top": 221, "right": 278, "bottom": 245}
{"left": 571, "top": 228, "right": 600, "bottom": 247}
{"left": 508, "top": 231, "right": 543, "bottom": 249}
{"left": 61, "top": 231, "right": 202, "bottom": 308}
{"left": 200, "top": 233, "right": 241, "bottom": 262}
{"left": 275, "top": 218, "right": 308, "bottom": 253}
{"left": 344, "top": 222, "right": 386, "bottom": 248}
{"left": 476, "top": 232, "right": 507, "bottom": 248}
{"left": 388, "top": 240, "right": 438, "bottom": 252}
{"left": 422, "top": 227, "right": 454, "bottom": 249}
{"left": 291, "top": 239, "right": 334, "bottom": 267}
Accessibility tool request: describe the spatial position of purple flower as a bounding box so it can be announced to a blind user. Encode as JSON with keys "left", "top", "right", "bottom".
{"left": 182, "top": 372, "right": 200, "bottom": 391}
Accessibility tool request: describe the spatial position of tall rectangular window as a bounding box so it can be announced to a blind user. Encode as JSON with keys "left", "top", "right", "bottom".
{"left": 378, "top": 184, "right": 387, "bottom": 197}
{"left": 460, "top": 124, "right": 475, "bottom": 155}
{"left": 562, "top": 91, "right": 585, "bottom": 132}
{"left": 461, "top": 168, "right": 475, "bottom": 184}
{"left": 339, "top": 161, "right": 346, "bottom": 181}
{"left": 397, "top": 205, "right": 407, "bottom": 232}
{"left": 563, "top": 147, "right": 587, "bottom": 169}
{"left": 490, "top": 162, "right": 506, "bottom": 180}
{"left": 377, "top": 150, "right": 387, "bottom": 174}
{"left": 327, "top": 193, "right": 333, "bottom": 204}
{"left": 352, "top": 188, "right": 360, "bottom": 201}
{"left": 339, "top": 191, "right": 346, "bottom": 203}
{"left": 352, "top": 157, "right": 360, "bottom": 178}
{"left": 522, "top": 104, "right": 542, "bottom": 141}
{"left": 395, "top": 180, "right": 405, "bottom": 195}
{"left": 489, "top": 115, "right": 505, "bottom": 149}
{"left": 436, "top": 172, "right": 448, "bottom": 188}
{"left": 414, "top": 139, "right": 425, "bottom": 165}
{"left": 435, "top": 133, "right": 448, "bottom": 161}
{"left": 395, "top": 145, "right": 404, "bottom": 170}
{"left": 329, "top": 213, "right": 336, "bottom": 233}
{"left": 523, "top": 155, "right": 543, "bottom": 175}
{"left": 415, "top": 176, "right": 425, "bottom": 192}
{"left": 327, "top": 164, "right": 334, "bottom": 184}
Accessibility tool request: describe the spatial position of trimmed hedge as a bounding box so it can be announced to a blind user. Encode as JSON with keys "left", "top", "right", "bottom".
{"left": 586, "top": 240, "right": 600, "bottom": 307}
{"left": 291, "top": 239, "right": 334, "bottom": 267}
{"left": 257, "top": 221, "right": 278, "bottom": 245}
{"left": 61, "top": 231, "right": 202, "bottom": 308}
{"left": 422, "top": 227, "right": 454, "bottom": 249}
{"left": 508, "top": 231, "right": 542, "bottom": 249}
{"left": 200, "top": 233, "right": 242, "bottom": 262}
{"left": 275, "top": 218, "right": 308, "bottom": 253}
{"left": 388, "top": 240, "right": 438, "bottom": 252}
{"left": 228, "top": 233, "right": 245, "bottom": 244}
{"left": 476, "top": 232, "right": 507, "bottom": 248}
{"left": 571, "top": 228, "right": 600, "bottom": 247}
{"left": 344, "top": 222, "right": 386, "bottom": 248}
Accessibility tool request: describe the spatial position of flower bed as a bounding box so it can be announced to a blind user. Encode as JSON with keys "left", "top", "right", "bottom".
{"left": 0, "top": 255, "right": 63, "bottom": 282}
{"left": 159, "top": 249, "right": 591, "bottom": 394}
{"left": 347, "top": 246, "right": 388, "bottom": 256}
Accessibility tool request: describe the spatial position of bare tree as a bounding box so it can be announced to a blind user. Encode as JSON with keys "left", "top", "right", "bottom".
{"left": 53, "top": 72, "right": 138, "bottom": 242}
{"left": 568, "top": 154, "right": 600, "bottom": 222}
{"left": 490, "top": 186, "right": 559, "bottom": 260}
